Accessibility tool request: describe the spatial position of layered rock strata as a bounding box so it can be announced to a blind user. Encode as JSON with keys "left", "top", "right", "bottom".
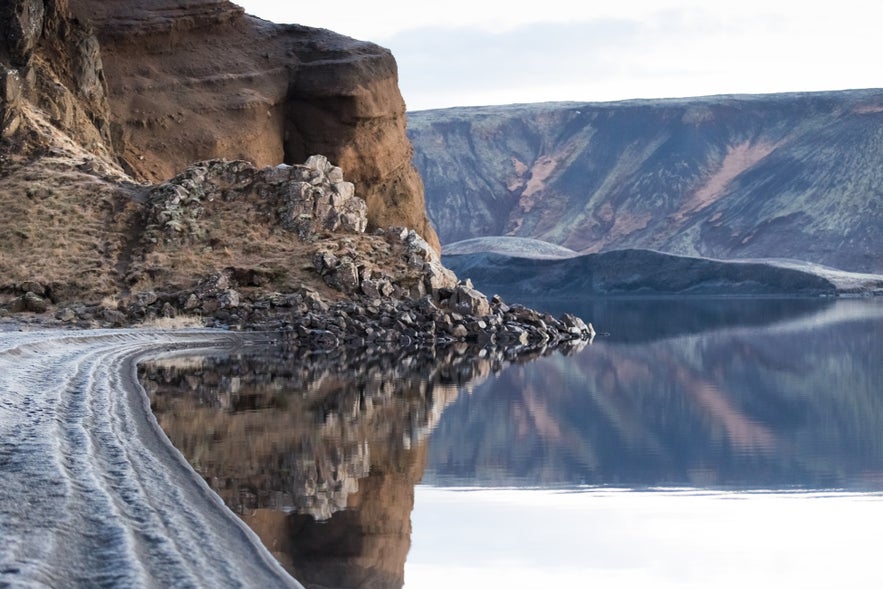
{"left": 410, "top": 91, "right": 883, "bottom": 272}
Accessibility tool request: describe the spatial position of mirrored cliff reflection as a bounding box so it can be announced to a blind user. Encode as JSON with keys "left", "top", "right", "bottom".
{"left": 138, "top": 337, "right": 587, "bottom": 588}
{"left": 424, "top": 299, "right": 883, "bottom": 490}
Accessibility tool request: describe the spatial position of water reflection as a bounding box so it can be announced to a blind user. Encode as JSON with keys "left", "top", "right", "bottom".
{"left": 426, "top": 299, "right": 883, "bottom": 490}
{"left": 139, "top": 298, "right": 883, "bottom": 588}
{"left": 511, "top": 296, "right": 840, "bottom": 343}
{"left": 139, "top": 338, "right": 583, "bottom": 587}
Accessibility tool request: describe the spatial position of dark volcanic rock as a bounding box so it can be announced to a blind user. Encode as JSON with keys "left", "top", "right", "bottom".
{"left": 409, "top": 90, "right": 883, "bottom": 272}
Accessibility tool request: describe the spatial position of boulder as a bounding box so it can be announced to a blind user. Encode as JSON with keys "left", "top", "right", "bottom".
{"left": 454, "top": 284, "right": 491, "bottom": 317}
{"left": 8, "top": 291, "right": 49, "bottom": 313}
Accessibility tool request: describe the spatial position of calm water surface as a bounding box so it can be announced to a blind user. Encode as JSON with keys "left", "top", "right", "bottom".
{"left": 139, "top": 298, "right": 883, "bottom": 588}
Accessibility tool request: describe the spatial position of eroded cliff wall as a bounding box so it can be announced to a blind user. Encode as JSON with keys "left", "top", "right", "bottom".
{"left": 1, "top": 0, "right": 112, "bottom": 152}
{"left": 69, "top": 0, "right": 438, "bottom": 250}
{"left": 0, "top": 0, "right": 440, "bottom": 311}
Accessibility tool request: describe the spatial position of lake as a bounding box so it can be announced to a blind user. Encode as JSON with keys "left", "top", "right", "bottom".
{"left": 138, "top": 297, "right": 883, "bottom": 588}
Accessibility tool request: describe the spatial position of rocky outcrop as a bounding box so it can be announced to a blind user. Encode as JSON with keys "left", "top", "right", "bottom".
{"left": 68, "top": 0, "right": 438, "bottom": 250}
{"left": 143, "top": 155, "right": 367, "bottom": 244}
{"left": 1, "top": 156, "right": 593, "bottom": 347}
{"left": 1, "top": 0, "right": 112, "bottom": 150}
{"left": 409, "top": 90, "right": 883, "bottom": 272}
{"left": 0, "top": 147, "right": 596, "bottom": 347}
{"left": 1, "top": 1, "right": 438, "bottom": 311}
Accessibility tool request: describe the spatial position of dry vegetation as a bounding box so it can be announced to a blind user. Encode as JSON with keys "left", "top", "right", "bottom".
{"left": 0, "top": 113, "right": 424, "bottom": 312}
{"left": 0, "top": 113, "right": 133, "bottom": 302}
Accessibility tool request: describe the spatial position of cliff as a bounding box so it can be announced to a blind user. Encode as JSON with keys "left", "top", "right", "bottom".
{"left": 69, "top": 0, "right": 438, "bottom": 248}
{"left": 0, "top": 0, "right": 438, "bottom": 315}
{"left": 408, "top": 90, "right": 883, "bottom": 273}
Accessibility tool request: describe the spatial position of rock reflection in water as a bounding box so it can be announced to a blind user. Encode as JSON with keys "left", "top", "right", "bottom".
{"left": 139, "top": 338, "right": 586, "bottom": 587}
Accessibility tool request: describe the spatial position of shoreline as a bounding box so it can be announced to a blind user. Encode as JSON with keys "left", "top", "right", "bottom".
{"left": 0, "top": 329, "right": 303, "bottom": 588}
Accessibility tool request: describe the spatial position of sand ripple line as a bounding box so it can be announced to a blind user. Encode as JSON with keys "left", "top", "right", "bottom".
{"left": 0, "top": 330, "right": 301, "bottom": 589}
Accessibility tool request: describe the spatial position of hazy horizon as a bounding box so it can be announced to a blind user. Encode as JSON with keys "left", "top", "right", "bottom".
{"left": 236, "top": 0, "right": 883, "bottom": 111}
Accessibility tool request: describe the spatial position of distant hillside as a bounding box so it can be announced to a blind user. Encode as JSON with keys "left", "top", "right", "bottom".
{"left": 443, "top": 236, "right": 578, "bottom": 259}
{"left": 443, "top": 248, "right": 883, "bottom": 298}
{"left": 409, "top": 89, "right": 883, "bottom": 273}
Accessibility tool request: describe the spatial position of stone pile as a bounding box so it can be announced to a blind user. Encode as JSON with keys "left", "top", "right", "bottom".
{"left": 47, "top": 276, "right": 594, "bottom": 353}
{"left": 143, "top": 155, "right": 367, "bottom": 244}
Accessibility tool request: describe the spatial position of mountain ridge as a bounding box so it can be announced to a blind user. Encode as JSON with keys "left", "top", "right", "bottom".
{"left": 409, "top": 88, "right": 883, "bottom": 273}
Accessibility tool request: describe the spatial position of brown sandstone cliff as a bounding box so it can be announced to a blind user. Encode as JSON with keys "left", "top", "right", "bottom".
{"left": 0, "top": 0, "right": 437, "bottom": 310}
{"left": 69, "top": 0, "right": 438, "bottom": 250}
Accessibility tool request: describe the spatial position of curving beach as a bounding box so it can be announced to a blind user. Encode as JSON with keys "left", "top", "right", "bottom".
{"left": 0, "top": 329, "right": 302, "bottom": 588}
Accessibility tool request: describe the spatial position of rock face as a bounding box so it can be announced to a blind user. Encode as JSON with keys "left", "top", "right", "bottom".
{"left": 1, "top": 0, "right": 112, "bottom": 149}
{"left": 409, "top": 90, "right": 883, "bottom": 272}
{"left": 68, "top": 0, "right": 438, "bottom": 250}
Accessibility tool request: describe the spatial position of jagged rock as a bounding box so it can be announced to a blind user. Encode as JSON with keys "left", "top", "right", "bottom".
{"left": 313, "top": 250, "right": 339, "bottom": 276}
{"left": 183, "top": 293, "right": 200, "bottom": 311}
{"left": 18, "top": 281, "right": 46, "bottom": 296}
{"left": 217, "top": 289, "right": 240, "bottom": 309}
{"left": 453, "top": 284, "right": 491, "bottom": 317}
{"left": 450, "top": 324, "right": 468, "bottom": 339}
{"left": 100, "top": 307, "right": 127, "bottom": 326}
{"left": 326, "top": 260, "right": 360, "bottom": 294}
{"left": 1, "top": 0, "right": 112, "bottom": 147}
{"left": 561, "top": 313, "right": 595, "bottom": 338}
{"left": 55, "top": 307, "right": 77, "bottom": 323}
{"left": 1, "top": 0, "right": 46, "bottom": 65}
{"left": 1, "top": 68, "right": 23, "bottom": 137}
{"left": 360, "top": 278, "right": 383, "bottom": 299}
{"left": 135, "top": 291, "right": 158, "bottom": 307}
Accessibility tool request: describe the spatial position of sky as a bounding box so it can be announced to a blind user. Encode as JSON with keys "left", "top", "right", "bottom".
{"left": 236, "top": 0, "right": 881, "bottom": 111}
